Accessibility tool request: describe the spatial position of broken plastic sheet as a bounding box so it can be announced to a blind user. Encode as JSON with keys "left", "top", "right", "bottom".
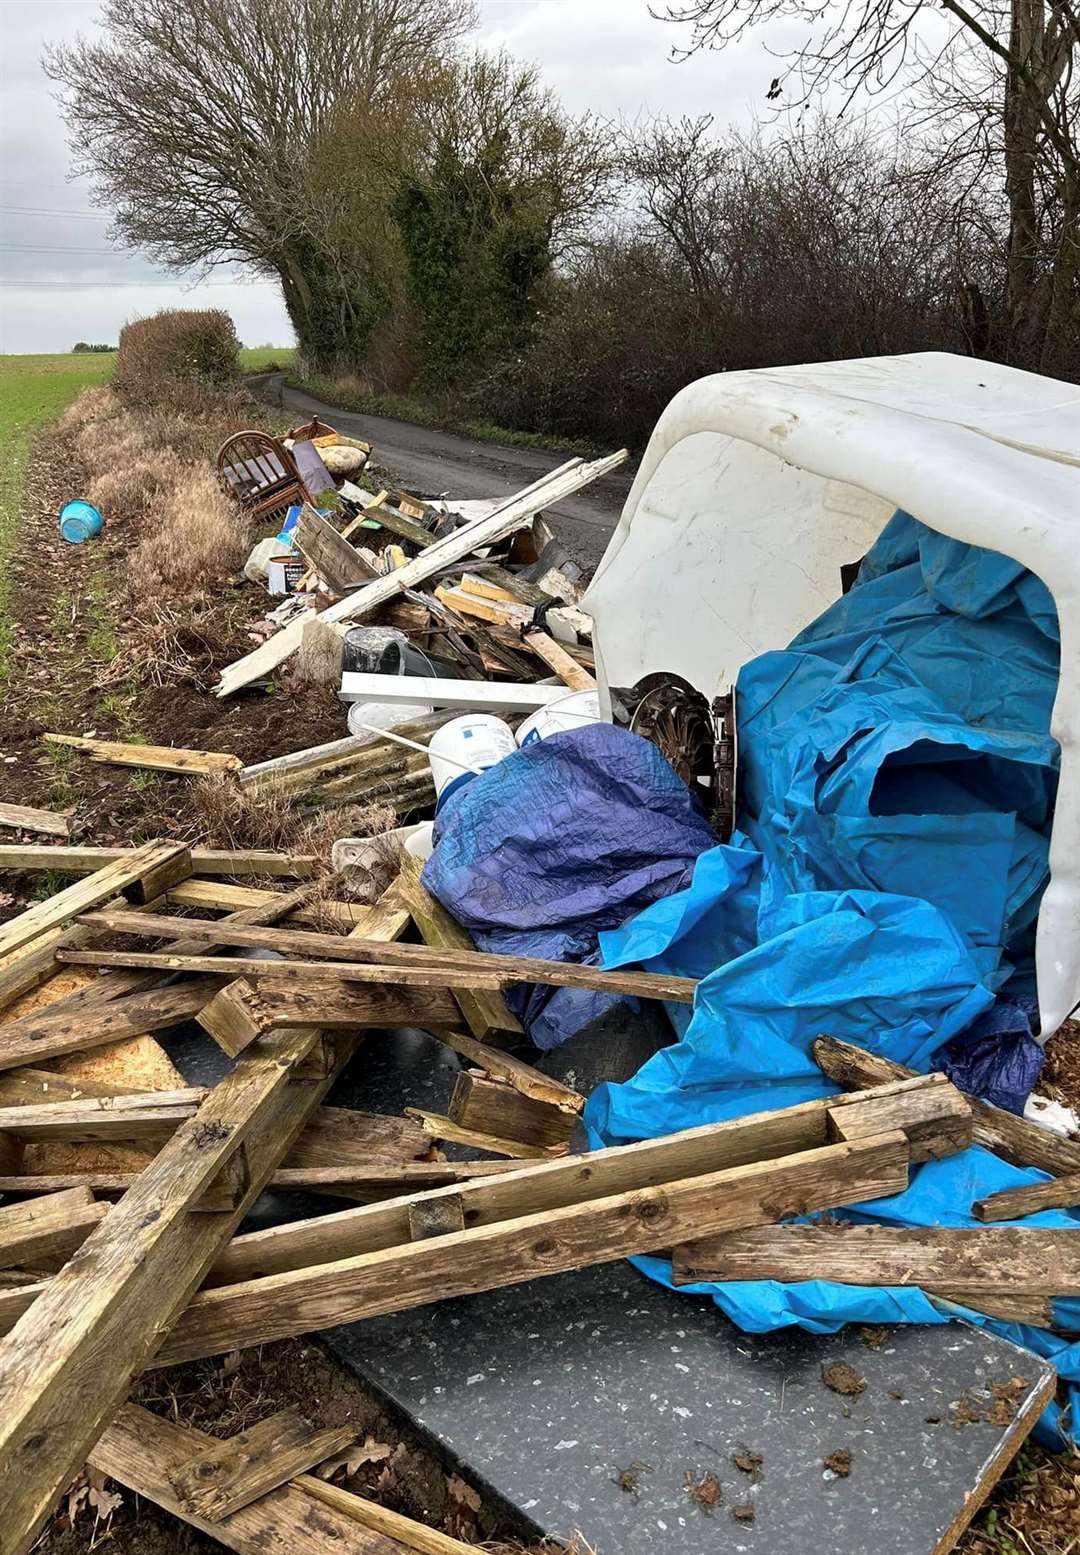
{"left": 423, "top": 722, "right": 718, "bottom": 1049}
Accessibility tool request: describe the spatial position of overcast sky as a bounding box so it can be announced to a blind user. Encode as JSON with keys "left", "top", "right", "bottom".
{"left": 0, "top": 0, "right": 784, "bottom": 353}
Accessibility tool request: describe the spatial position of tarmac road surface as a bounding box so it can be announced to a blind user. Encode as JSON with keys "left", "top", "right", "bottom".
{"left": 255, "top": 373, "right": 634, "bottom": 571}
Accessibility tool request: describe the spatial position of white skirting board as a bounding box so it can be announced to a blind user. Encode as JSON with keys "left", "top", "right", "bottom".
{"left": 338, "top": 674, "right": 568, "bottom": 712}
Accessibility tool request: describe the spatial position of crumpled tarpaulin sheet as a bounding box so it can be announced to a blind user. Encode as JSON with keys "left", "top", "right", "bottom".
{"left": 423, "top": 722, "right": 717, "bottom": 1049}
{"left": 586, "top": 515, "right": 1076, "bottom": 1446}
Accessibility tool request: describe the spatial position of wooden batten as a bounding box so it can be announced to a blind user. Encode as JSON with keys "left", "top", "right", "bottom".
{"left": 167, "top": 1407, "right": 356, "bottom": 1521}
{"left": 448, "top": 1073, "right": 578, "bottom": 1150}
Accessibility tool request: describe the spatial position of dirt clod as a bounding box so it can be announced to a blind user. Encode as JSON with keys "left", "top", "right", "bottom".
{"left": 824, "top": 1449, "right": 852, "bottom": 1477}
{"left": 684, "top": 1470, "right": 723, "bottom": 1513}
{"left": 731, "top": 1503, "right": 756, "bottom": 1523}
{"left": 859, "top": 1326, "right": 888, "bottom": 1349}
{"left": 822, "top": 1361, "right": 866, "bottom": 1396}
{"left": 733, "top": 1449, "right": 763, "bottom": 1482}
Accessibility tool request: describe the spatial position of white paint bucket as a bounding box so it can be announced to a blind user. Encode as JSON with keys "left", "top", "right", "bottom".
{"left": 516, "top": 689, "right": 602, "bottom": 747}
{"left": 429, "top": 714, "right": 517, "bottom": 813}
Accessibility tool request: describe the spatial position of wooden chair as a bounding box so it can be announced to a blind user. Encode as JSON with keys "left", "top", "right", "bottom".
{"left": 286, "top": 414, "right": 337, "bottom": 444}
{"left": 216, "top": 430, "right": 314, "bottom": 526}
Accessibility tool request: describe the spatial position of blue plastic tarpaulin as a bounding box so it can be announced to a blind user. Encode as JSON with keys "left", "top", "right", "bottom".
{"left": 585, "top": 513, "right": 1074, "bottom": 1446}
{"left": 422, "top": 721, "right": 718, "bottom": 1049}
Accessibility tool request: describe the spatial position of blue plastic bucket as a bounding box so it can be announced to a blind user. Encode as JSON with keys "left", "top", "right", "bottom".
{"left": 59, "top": 499, "right": 104, "bottom": 545}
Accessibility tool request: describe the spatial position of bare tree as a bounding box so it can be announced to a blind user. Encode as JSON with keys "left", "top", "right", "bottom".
{"left": 661, "top": 0, "right": 1079, "bottom": 375}
{"left": 44, "top": 0, "right": 475, "bottom": 365}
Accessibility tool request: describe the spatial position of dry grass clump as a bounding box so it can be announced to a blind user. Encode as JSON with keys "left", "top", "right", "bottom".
{"left": 86, "top": 449, "right": 187, "bottom": 521}
{"left": 128, "top": 464, "right": 251, "bottom": 599}
{"left": 56, "top": 384, "right": 117, "bottom": 436}
{"left": 189, "top": 775, "right": 395, "bottom": 863}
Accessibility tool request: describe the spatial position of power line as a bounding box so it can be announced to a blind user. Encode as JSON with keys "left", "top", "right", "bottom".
{"left": 0, "top": 205, "right": 113, "bottom": 221}
{"left": 0, "top": 278, "right": 277, "bottom": 289}
{"left": 0, "top": 243, "right": 127, "bottom": 255}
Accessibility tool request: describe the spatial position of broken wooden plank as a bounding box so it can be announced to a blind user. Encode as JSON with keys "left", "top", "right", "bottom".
{"left": 671, "top": 1224, "right": 1080, "bottom": 1296}
{"left": 0, "top": 976, "right": 221, "bottom": 1072}
{"left": 166, "top": 877, "right": 410, "bottom": 936}
{"left": 0, "top": 1088, "right": 205, "bottom": 1142}
{"left": 297, "top": 1475, "right": 478, "bottom": 1555}
{"left": 89, "top": 1403, "right": 403, "bottom": 1555}
{"left": 236, "top": 714, "right": 450, "bottom": 791}
{"left": 42, "top": 734, "right": 243, "bottom": 774}
{"left": 523, "top": 629, "right": 597, "bottom": 691}
{"left": 391, "top": 852, "right": 521, "bottom": 1042}
{"left": 196, "top": 977, "right": 462, "bottom": 1053}
{"left": 0, "top": 841, "right": 191, "bottom": 963}
{"left": 295, "top": 504, "right": 379, "bottom": 591}
{"left": 813, "top": 1035, "right": 1080, "bottom": 1178}
{"left": 215, "top": 453, "right": 626, "bottom": 698}
{"left": 407, "top": 1107, "right": 564, "bottom": 1160}
{"left": 0, "top": 1067, "right": 134, "bottom": 1107}
{"left": 431, "top": 1028, "right": 582, "bottom": 1114}
{"left": 972, "top": 1171, "right": 1080, "bottom": 1222}
{"left": 288, "top": 1105, "right": 427, "bottom": 1168}
{"left": 448, "top": 1073, "right": 578, "bottom": 1150}
{"left": 67, "top": 914, "right": 700, "bottom": 1003}
{"left": 0, "top": 845, "right": 316, "bottom": 878}
{"left": 824, "top": 1073, "right": 972, "bottom": 1163}
{"left": 0, "top": 802, "right": 72, "bottom": 839}
{"left": 0, "top": 1187, "right": 107, "bottom": 1270}
{"left": 168, "top": 1407, "right": 356, "bottom": 1521}
{"left": 154, "top": 1130, "right": 912, "bottom": 1366}
{"left": 0, "top": 1008, "right": 359, "bottom": 1553}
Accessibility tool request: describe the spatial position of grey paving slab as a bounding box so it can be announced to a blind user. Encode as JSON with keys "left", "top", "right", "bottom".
{"left": 324, "top": 1261, "right": 1052, "bottom": 1555}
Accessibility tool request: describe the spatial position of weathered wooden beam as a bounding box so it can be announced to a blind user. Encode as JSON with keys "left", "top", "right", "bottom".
{"left": 0, "top": 1067, "right": 135, "bottom": 1106}
{"left": 973, "top": 1171, "right": 1080, "bottom": 1222}
{"left": 0, "top": 976, "right": 221, "bottom": 1073}
{"left": 0, "top": 1088, "right": 205, "bottom": 1141}
{"left": 824, "top": 1073, "right": 971, "bottom": 1163}
{"left": 813, "top": 1035, "right": 1080, "bottom": 1178}
{"left": 166, "top": 877, "right": 411, "bottom": 936}
{"left": 297, "top": 1474, "right": 479, "bottom": 1555}
{"left": 237, "top": 714, "right": 450, "bottom": 792}
{"left": 0, "top": 845, "right": 316, "bottom": 878}
{"left": 288, "top": 1105, "right": 427, "bottom": 1168}
{"left": 196, "top": 977, "right": 462, "bottom": 1054}
{"left": 390, "top": 852, "right": 521, "bottom": 1042}
{"left": 0, "top": 1007, "right": 358, "bottom": 1553}
{"left": 0, "top": 1187, "right": 107, "bottom": 1270}
{"left": 168, "top": 1407, "right": 356, "bottom": 1521}
{"left": 295, "top": 504, "right": 378, "bottom": 591}
{"left": 671, "top": 1224, "right": 1080, "bottom": 1296}
{"left": 68, "top": 913, "right": 700, "bottom": 1003}
{"left": 448, "top": 1072, "right": 578, "bottom": 1150}
{"left": 154, "top": 1130, "right": 912, "bottom": 1366}
{"left": 0, "top": 802, "right": 72, "bottom": 839}
{"left": 206, "top": 1075, "right": 967, "bottom": 1290}
{"left": 522, "top": 629, "right": 597, "bottom": 691}
{"left": 42, "top": 734, "right": 243, "bottom": 774}
{"left": 0, "top": 841, "right": 191, "bottom": 963}
{"left": 88, "top": 1403, "right": 403, "bottom": 1555}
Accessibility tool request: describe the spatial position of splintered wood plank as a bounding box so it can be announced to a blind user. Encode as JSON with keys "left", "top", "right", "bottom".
{"left": 89, "top": 1403, "right": 402, "bottom": 1555}
{"left": 814, "top": 1035, "right": 1080, "bottom": 1178}
{"left": 42, "top": 735, "right": 243, "bottom": 774}
{"left": 432, "top": 1029, "right": 582, "bottom": 1113}
{"left": 197, "top": 977, "right": 462, "bottom": 1053}
{"left": 295, "top": 505, "right": 378, "bottom": 591}
{"left": 0, "top": 1017, "right": 357, "bottom": 1553}
{"left": 973, "top": 1171, "right": 1080, "bottom": 1222}
{"left": 286, "top": 1105, "right": 427, "bottom": 1168}
{"left": 390, "top": 853, "right": 521, "bottom": 1041}
{"left": 0, "top": 803, "right": 72, "bottom": 839}
{"left": 0, "top": 976, "right": 221, "bottom": 1072}
{"left": 168, "top": 1407, "right": 356, "bottom": 1521}
{"left": 66, "top": 915, "right": 699, "bottom": 1003}
{"left": 0, "top": 846, "right": 315, "bottom": 878}
{"left": 0, "top": 842, "right": 191, "bottom": 962}
{"left": 671, "top": 1224, "right": 1080, "bottom": 1296}
{"left": 407, "top": 1108, "right": 559, "bottom": 1160}
{"left": 297, "top": 1475, "right": 479, "bottom": 1555}
{"left": 0, "top": 1187, "right": 107, "bottom": 1269}
{"left": 206, "top": 1075, "right": 963, "bottom": 1289}
{"left": 154, "top": 1131, "right": 912, "bottom": 1366}
{"left": 448, "top": 1073, "right": 578, "bottom": 1150}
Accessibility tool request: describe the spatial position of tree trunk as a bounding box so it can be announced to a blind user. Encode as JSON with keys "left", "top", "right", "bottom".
{"left": 1003, "top": 0, "right": 1050, "bottom": 365}
{"left": 1039, "top": 168, "right": 1080, "bottom": 379}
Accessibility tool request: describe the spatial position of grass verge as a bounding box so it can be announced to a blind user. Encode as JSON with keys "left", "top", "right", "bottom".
{"left": 287, "top": 373, "right": 601, "bottom": 457}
